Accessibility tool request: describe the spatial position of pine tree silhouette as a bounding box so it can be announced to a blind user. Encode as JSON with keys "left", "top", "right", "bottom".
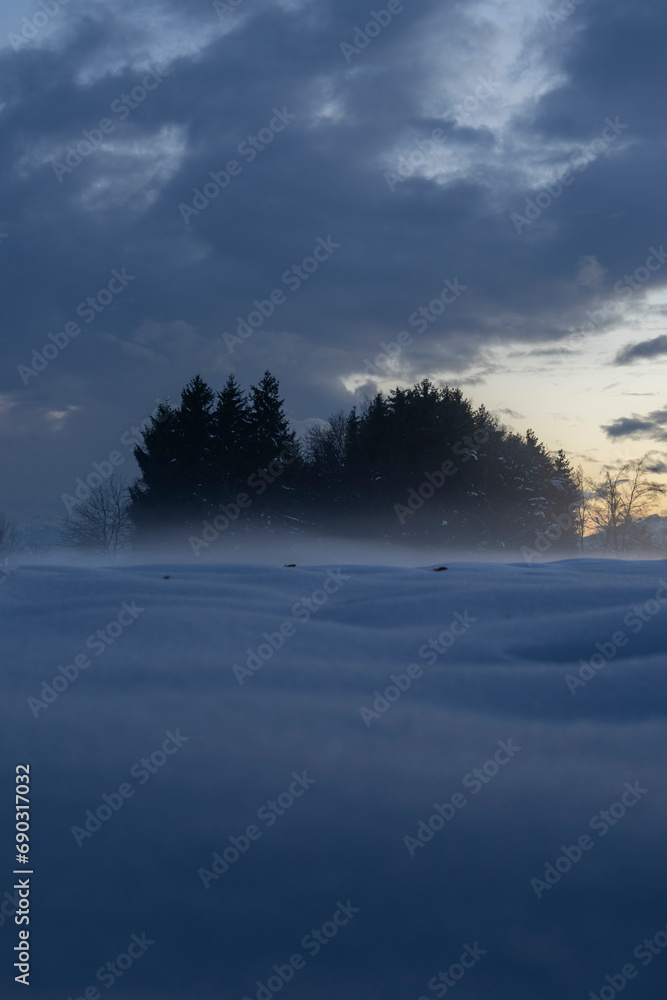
{"left": 128, "top": 372, "right": 580, "bottom": 553}
{"left": 130, "top": 400, "right": 180, "bottom": 529}
{"left": 173, "top": 375, "right": 216, "bottom": 508}
{"left": 248, "top": 371, "right": 298, "bottom": 471}
{"left": 211, "top": 374, "right": 253, "bottom": 493}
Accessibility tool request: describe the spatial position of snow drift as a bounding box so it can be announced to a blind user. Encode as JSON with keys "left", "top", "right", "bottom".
{"left": 2, "top": 559, "right": 667, "bottom": 999}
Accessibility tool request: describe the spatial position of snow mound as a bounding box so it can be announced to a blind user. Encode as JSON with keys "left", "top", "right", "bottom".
{"left": 2, "top": 559, "right": 667, "bottom": 999}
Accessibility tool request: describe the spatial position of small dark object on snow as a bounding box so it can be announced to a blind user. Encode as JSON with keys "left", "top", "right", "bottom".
{"left": 284, "top": 563, "right": 297, "bottom": 567}
{"left": 433, "top": 566, "right": 448, "bottom": 572}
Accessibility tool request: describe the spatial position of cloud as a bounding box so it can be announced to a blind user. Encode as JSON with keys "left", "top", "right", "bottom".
{"left": 644, "top": 451, "right": 667, "bottom": 475}
{"left": 602, "top": 408, "right": 667, "bottom": 441}
{"left": 613, "top": 334, "right": 667, "bottom": 365}
{"left": 496, "top": 407, "right": 525, "bottom": 420}
{"left": 2, "top": 0, "right": 667, "bottom": 515}
{"left": 575, "top": 254, "right": 608, "bottom": 289}
{"left": 522, "top": 347, "right": 581, "bottom": 357}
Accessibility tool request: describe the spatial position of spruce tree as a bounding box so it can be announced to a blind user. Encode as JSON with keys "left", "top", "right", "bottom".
{"left": 211, "top": 374, "right": 253, "bottom": 494}
{"left": 246, "top": 371, "right": 299, "bottom": 530}
{"left": 130, "top": 400, "right": 181, "bottom": 528}
{"left": 128, "top": 372, "right": 580, "bottom": 554}
{"left": 248, "top": 371, "right": 298, "bottom": 471}
{"left": 172, "top": 375, "right": 216, "bottom": 509}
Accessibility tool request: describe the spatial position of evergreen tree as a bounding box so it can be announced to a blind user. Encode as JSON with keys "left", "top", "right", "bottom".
{"left": 211, "top": 374, "right": 253, "bottom": 493}
{"left": 128, "top": 372, "right": 583, "bottom": 554}
{"left": 248, "top": 371, "right": 298, "bottom": 471}
{"left": 343, "top": 407, "right": 363, "bottom": 494}
{"left": 130, "top": 400, "right": 181, "bottom": 528}
{"left": 357, "top": 392, "right": 390, "bottom": 490}
{"left": 172, "top": 375, "right": 216, "bottom": 510}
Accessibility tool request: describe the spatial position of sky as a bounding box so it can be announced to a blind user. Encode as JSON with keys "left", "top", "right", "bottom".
{"left": 1, "top": 0, "right": 666, "bottom": 520}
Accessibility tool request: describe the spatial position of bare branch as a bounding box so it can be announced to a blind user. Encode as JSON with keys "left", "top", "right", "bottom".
{"left": 586, "top": 456, "right": 666, "bottom": 553}
{"left": 57, "top": 475, "right": 134, "bottom": 555}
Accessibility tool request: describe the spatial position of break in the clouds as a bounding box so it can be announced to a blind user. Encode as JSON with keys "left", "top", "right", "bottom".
{"left": 1, "top": 0, "right": 666, "bottom": 516}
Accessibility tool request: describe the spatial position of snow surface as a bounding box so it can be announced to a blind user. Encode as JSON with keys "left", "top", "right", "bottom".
{"left": 3, "top": 558, "right": 667, "bottom": 999}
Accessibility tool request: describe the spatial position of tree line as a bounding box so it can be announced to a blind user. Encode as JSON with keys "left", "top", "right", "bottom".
{"left": 127, "top": 372, "right": 582, "bottom": 553}
{"left": 47, "top": 371, "right": 665, "bottom": 557}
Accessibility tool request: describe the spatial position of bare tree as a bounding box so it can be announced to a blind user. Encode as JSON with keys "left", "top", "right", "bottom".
{"left": 58, "top": 475, "right": 134, "bottom": 555}
{"left": 587, "top": 456, "right": 666, "bottom": 554}
{"left": 0, "top": 512, "right": 18, "bottom": 556}
{"left": 304, "top": 413, "right": 347, "bottom": 465}
{"left": 569, "top": 465, "right": 593, "bottom": 554}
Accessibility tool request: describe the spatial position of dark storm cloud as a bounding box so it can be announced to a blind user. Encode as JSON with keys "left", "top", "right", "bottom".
{"left": 532, "top": 0, "right": 667, "bottom": 142}
{"left": 602, "top": 409, "right": 667, "bottom": 442}
{"left": 614, "top": 334, "right": 667, "bottom": 365}
{"left": 1, "top": 0, "right": 667, "bottom": 515}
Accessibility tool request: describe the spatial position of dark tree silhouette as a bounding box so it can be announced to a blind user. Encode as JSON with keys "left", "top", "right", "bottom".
{"left": 248, "top": 371, "right": 298, "bottom": 471}
{"left": 586, "top": 456, "right": 666, "bottom": 553}
{"left": 174, "top": 375, "right": 216, "bottom": 505}
{"left": 130, "top": 400, "right": 180, "bottom": 529}
{"left": 211, "top": 374, "right": 253, "bottom": 493}
{"left": 128, "top": 372, "right": 583, "bottom": 554}
{"left": 58, "top": 475, "right": 133, "bottom": 554}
